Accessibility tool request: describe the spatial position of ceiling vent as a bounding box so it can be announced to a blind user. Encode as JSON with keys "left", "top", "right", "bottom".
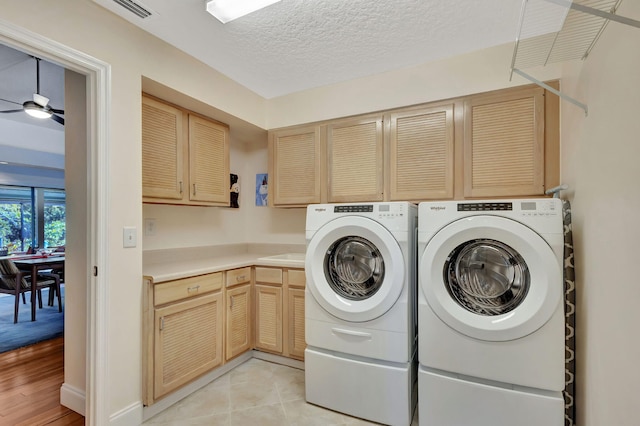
{"left": 111, "top": 0, "right": 154, "bottom": 19}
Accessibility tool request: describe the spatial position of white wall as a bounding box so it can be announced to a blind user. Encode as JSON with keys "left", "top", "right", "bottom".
{"left": 559, "top": 2, "right": 640, "bottom": 425}
{"left": 266, "top": 43, "right": 562, "bottom": 129}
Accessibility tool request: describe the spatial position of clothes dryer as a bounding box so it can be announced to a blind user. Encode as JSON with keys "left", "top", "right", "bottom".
{"left": 305, "top": 202, "right": 417, "bottom": 426}
{"left": 417, "top": 199, "right": 565, "bottom": 426}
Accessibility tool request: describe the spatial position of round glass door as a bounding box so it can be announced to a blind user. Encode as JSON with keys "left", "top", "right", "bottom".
{"left": 306, "top": 216, "right": 405, "bottom": 322}
{"left": 445, "top": 239, "right": 530, "bottom": 316}
{"left": 325, "top": 236, "right": 385, "bottom": 301}
{"left": 420, "top": 215, "right": 562, "bottom": 341}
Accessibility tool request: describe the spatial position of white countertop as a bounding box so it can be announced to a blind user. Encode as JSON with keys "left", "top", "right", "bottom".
{"left": 143, "top": 246, "right": 305, "bottom": 283}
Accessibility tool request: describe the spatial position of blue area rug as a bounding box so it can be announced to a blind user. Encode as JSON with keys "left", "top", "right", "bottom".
{"left": 0, "top": 286, "right": 64, "bottom": 353}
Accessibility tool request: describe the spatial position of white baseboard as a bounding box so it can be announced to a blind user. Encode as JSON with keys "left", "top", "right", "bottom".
{"left": 60, "top": 383, "right": 86, "bottom": 416}
{"left": 109, "top": 401, "right": 143, "bottom": 426}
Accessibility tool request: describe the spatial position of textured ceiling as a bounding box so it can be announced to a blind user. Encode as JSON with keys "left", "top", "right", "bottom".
{"left": 92, "top": 0, "right": 525, "bottom": 98}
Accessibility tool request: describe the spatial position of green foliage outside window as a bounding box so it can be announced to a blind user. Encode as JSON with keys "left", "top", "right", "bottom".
{"left": 0, "top": 187, "right": 65, "bottom": 253}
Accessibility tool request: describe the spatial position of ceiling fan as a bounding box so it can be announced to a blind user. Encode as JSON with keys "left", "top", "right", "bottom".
{"left": 0, "top": 57, "right": 64, "bottom": 125}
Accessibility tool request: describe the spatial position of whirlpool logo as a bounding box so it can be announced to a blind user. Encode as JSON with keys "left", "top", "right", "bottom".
{"left": 430, "top": 206, "right": 446, "bottom": 211}
{"left": 314, "top": 208, "right": 327, "bottom": 212}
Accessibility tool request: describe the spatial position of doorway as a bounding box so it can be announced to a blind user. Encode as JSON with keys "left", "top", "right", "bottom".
{"left": 0, "top": 22, "right": 109, "bottom": 424}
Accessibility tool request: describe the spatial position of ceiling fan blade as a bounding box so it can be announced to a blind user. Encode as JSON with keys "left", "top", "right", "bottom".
{"left": 50, "top": 113, "right": 65, "bottom": 125}
{"left": 0, "top": 97, "right": 22, "bottom": 106}
{"left": 50, "top": 107, "right": 64, "bottom": 115}
{"left": 0, "top": 109, "right": 23, "bottom": 114}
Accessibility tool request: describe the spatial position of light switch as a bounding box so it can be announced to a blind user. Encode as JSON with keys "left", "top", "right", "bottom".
{"left": 123, "top": 226, "right": 137, "bottom": 248}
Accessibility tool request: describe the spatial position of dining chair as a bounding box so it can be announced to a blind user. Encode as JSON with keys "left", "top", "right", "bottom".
{"left": 0, "top": 259, "right": 62, "bottom": 323}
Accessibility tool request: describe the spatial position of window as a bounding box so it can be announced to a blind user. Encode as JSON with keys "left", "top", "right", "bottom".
{"left": 0, "top": 185, "right": 65, "bottom": 253}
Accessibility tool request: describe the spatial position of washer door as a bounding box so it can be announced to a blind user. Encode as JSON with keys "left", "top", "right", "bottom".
{"left": 306, "top": 216, "right": 405, "bottom": 322}
{"left": 420, "top": 215, "right": 561, "bottom": 341}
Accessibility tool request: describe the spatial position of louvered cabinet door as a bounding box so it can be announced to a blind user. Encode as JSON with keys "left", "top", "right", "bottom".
{"left": 287, "top": 287, "right": 306, "bottom": 360}
{"left": 327, "top": 116, "right": 384, "bottom": 202}
{"left": 226, "top": 284, "right": 252, "bottom": 360}
{"left": 153, "top": 292, "right": 223, "bottom": 399}
{"left": 389, "top": 105, "right": 454, "bottom": 201}
{"left": 269, "top": 126, "right": 321, "bottom": 206}
{"left": 464, "top": 87, "right": 545, "bottom": 198}
{"left": 254, "top": 284, "right": 283, "bottom": 354}
{"left": 142, "top": 96, "right": 184, "bottom": 200}
{"left": 188, "top": 115, "right": 230, "bottom": 205}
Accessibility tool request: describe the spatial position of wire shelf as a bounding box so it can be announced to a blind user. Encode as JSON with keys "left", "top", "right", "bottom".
{"left": 509, "top": 0, "right": 639, "bottom": 115}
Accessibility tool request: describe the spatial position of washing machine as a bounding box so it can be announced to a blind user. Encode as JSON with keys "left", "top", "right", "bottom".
{"left": 417, "top": 199, "right": 565, "bottom": 426}
{"left": 305, "top": 202, "right": 417, "bottom": 426}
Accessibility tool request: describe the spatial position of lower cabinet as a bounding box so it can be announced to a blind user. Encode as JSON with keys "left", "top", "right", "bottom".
{"left": 254, "top": 266, "right": 306, "bottom": 360}
{"left": 225, "top": 267, "right": 253, "bottom": 360}
{"left": 144, "top": 264, "right": 305, "bottom": 406}
{"left": 154, "top": 292, "right": 223, "bottom": 399}
{"left": 285, "top": 269, "right": 306, "bottom": 360}
{"left": 144, "top": 272, "right": 224, "bottom": 405}
{"left": 255, "top": 284, "right": 283, "bottom": 353}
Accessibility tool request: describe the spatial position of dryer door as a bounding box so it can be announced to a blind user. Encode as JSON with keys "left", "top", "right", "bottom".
{"left": 306, "top": 216, "right": 405, "bottom": 322}
{"left": 420, "top": 215, "right": 562, "bottom": 341}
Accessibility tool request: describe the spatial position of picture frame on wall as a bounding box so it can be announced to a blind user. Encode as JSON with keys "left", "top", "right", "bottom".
{"left": 255, "top": 173, "right": 268, "bottom": 206}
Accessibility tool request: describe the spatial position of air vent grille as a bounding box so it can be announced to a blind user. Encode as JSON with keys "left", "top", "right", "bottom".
{"left": 112, "top": 0, "right": 153, "bottom": 18}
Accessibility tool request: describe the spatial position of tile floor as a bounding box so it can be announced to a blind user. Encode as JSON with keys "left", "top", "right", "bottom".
{"left": 144, "top": 358, "right": 419, "bottom": 426}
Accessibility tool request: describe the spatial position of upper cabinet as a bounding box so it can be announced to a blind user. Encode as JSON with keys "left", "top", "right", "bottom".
{"left": 463, "top": 86, "right": 545, "bottom": 198}
{"left": 269, "top": 125, "right": 322, "bottom": 207}
{"left": 327, "top": 115, "right": 384, "bottom": 203}
{"left": 142, "top": 94, "right": 230, "bottom": 207}
{"left": 388, "top": 104, "right": 455, "bottom": 201}
{"left": 268, "top": 82, "right": 559, "bottom": 206}
{"left": 142, "top": 96, "right": 184, "bottom": 200}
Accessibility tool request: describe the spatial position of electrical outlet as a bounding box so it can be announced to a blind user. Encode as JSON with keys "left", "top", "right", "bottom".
{"left": 144, "top": 218, "right": 157, "bottom": 236}
{"left": 123, "top": 226, "right": 137, "bottom": 248}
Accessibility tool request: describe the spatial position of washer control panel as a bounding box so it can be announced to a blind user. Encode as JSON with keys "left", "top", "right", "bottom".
{"left": 334, "top": 205, "right": 373, "bottom": 213}
{"left": 456, "top": 200, "right": 560, "bottom": 217}
{"left": 333, "top": 203, "right": 406, "bottom": 218}
{"left": 519, "top": 199, "right": 560, "bottom": 217}
{"left": 458, "top": 202, "right": 512, "bottom": 211}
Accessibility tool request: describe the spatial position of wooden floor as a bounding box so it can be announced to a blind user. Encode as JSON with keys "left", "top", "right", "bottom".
{"left": 0, "top": 337, "right": 85, "bottom": 425}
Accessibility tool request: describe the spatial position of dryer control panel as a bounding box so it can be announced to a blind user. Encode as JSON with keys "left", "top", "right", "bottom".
{"left": 456, "top": 200, "right": 560, "bottom": 217}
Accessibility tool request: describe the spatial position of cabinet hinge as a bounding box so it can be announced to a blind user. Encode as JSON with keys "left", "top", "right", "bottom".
{"left": 160, "top": 317, "right": 164, "bottom": 331}
{"left": 93, "top": 266, "right": 98, "bottom": 277}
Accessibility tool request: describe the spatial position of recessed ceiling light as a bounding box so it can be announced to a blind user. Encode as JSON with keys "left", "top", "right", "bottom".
{"left": 206, "top": 0, "right": 281, "bottom": 24}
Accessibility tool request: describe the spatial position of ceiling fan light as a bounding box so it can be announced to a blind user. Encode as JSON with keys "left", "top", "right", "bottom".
{"left": 206, "top": 0, "right": 281, "bottom": 24}
{"left": 23, "top": 101, "right": 53, "bottom": 119}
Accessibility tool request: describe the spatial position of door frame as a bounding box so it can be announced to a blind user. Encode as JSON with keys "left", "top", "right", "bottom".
{"left": 0, "top": 19, "right": 110, "bottom": 424}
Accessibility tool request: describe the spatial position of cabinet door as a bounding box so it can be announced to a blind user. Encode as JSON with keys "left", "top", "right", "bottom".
{"left": 287, "top": 287, "right": 306, "bottom": 360}
{"left": 464, "top": 87, "right": 545, "bottom": 198}
{"left": 188, "top": 115, "right": 230, "bottom": 205}
{"left": 389, "top": 105, "right": 454, "bottom": 201}
{"left": 142, "top": 96, "right": 184, "bottom": 200}
{"left": 254, "top": 284, "right": 283, "bottom": 354}
{"left": 269, "top": 125, "right": 322, "bottom": 206}
{"left": 154, "top": 292, "right": 223, "bottom": 399}
{"left": 226, "top": 284, "right": 252, "bottom": 360}
{"left": 327, "top": 115, "right": 384, "bottom": 202}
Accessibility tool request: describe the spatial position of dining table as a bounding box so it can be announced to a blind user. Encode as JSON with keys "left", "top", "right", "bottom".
{"left": 12, "top": 255, "right": 65, "bottom": 321}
